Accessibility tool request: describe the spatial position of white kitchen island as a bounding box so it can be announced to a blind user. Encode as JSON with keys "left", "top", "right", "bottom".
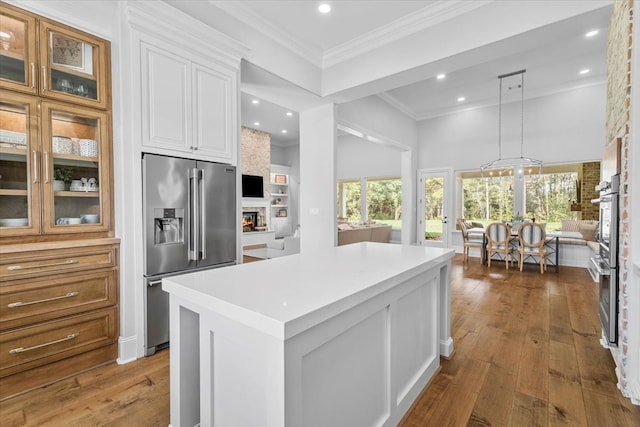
{"left": 163, "top": 242, "right": 455, "bottom": 427}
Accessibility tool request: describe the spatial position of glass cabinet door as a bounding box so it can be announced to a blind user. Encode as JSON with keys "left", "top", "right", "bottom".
{"left": 0, "top": 4, "right": 37, "bottom": 94}
{"left": 39, "top": 20, "right": 109, "bottom": 109}
{"left": 41, "top": 101, "right": 110, "bottom": 233}
{"left": 0, "top": 91, "right": 39, "bottom": 235}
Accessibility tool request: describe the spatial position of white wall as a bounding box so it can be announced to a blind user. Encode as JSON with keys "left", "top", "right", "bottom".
{"left": 337, "top": 134, "right": 401, "bottom": 180}
{"left": 418, "top": 84, "right": 606, "bottom": 170}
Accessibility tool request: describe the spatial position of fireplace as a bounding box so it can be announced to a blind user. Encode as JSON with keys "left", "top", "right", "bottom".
{"left": 242, "top": 211, "right": 258, "bottom": 232}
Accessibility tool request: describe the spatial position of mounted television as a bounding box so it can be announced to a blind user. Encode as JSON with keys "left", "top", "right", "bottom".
{"left": 242, "top": 174, "right": 264, "bottom": 198}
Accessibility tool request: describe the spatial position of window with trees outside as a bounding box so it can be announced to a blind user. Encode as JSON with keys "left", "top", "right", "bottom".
{"left": 337, "top": 177, "right": 402, "bottom": 228}
{"left": 458, "top": 163, "right": 580, "bottom": 231}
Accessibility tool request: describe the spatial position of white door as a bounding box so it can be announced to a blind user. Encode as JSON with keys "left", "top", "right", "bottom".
{"left": 417, "top": 169, "right": 452, "bottom": 248}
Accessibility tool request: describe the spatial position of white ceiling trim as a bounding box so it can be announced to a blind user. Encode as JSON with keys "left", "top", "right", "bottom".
{"left": 376, "top": 93, "right": 421, "bottom": 121}
{"left": 323, "top": 0, "right": 493, "bottom": 68}
{"left": 213, "top": 1, "right": 322, "bottom": 67}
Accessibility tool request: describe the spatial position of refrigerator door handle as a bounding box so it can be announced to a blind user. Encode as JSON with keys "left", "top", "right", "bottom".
{"left": 199, "top": 169, "right": 207, "bottom": 261}
{"left": 189, "top": 168, "right": 199, "bottom": 261}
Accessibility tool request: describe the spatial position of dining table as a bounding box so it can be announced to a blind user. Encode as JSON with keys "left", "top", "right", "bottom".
{"left": 470, "top": 227, "right": 583, "bottom": 270}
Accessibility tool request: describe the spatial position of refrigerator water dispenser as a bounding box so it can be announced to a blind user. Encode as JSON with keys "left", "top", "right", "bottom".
{"left": 154, "top": 208, "right": 184, "bottom": 245}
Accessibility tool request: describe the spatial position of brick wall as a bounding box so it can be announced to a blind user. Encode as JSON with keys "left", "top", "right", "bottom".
{"left": 606, "top": 0, "right": 633, "bottom": 396}
{"left": 581, "top": 161, "right": 601, "bottom": 220}
{"left": 240, "top": 126, "right": 271, "bottom": 196}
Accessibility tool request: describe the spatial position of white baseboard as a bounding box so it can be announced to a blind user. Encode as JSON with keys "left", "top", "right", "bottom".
{"left": 117, "top": 335, "right": 139, "bottom": 365}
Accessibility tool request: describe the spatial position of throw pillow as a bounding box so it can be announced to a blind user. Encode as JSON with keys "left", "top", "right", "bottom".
{"left": 579, "top": 222, "right": 598, "bottom": 241}
{"left": 337, "top": 223, "right": 352, "bottom": 231}
{"left": 561, "top": 219, "right": 581, "bottom": 232}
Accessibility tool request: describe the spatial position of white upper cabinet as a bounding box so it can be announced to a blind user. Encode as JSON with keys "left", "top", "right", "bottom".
{"left": 192, "top": 63, "right": 234, "bottom": 159}
{"left": 130, "top": 4, "right": 242, "bottom": 166}
{"left": 141, "top": 43, "right": 190, "bottom": 153}
{"left": 139, "top": 39, "right": 237, "bottom": 163}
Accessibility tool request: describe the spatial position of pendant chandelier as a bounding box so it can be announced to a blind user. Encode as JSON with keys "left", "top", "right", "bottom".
{"left": 480, "top": 69, "right": 542, "bottom": 179}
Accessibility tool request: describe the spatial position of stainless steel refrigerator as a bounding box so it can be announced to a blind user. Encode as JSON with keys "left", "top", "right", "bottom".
{"left": 143, "top": 153, "right": 237, "bottom": 355}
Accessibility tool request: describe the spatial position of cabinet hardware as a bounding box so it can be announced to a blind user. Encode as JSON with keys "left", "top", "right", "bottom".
{"left": 8, "top": 259, "right": 79, "bottom": 271}
{"left": 44, "top": 151, "right": 50, "bottom": 183}
{"left": 8, "top": 291, "right": 79, "bottom": 308}
{"left": 30, "top": 63, "right": 35, "bottom": 88}
{"left": 32, "top": 150, "right": 38, "bottom": 183}
{"left": 9, "top": 333, "right": 79, "bottom": 354}
{"left": 42, "top": 65, "right": 47, "bottom": 92}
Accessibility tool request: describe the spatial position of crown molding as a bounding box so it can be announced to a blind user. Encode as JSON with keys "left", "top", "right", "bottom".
{"left": 128, "top": 1, "right": 248, "bottom": 67}
{"left": 323, "top": 0, "right": 493, "bottom": 68}
{"left": 212, "top": 1, "right": 323, "bottom": 67}
{"left": 376, "top": 93, "right": 420, "bottom": 121}
{"left": 212, "top": 0, "right": 492, "bottom": 70}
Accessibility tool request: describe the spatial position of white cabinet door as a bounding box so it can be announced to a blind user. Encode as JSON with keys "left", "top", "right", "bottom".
{"left": 192, "top": 63, "right": 235, "bottom": 161}
{"left": 141, "top": 42, "right": 191, "bottom": 153}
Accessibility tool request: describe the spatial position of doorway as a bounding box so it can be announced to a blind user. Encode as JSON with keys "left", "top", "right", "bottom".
{"left": 417, "top": 169, "right": 452, "bottom": 248}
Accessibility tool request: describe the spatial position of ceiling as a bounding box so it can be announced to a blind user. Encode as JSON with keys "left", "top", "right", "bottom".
{"left": 221, "top": 1, "right": 612, "bottom": 147}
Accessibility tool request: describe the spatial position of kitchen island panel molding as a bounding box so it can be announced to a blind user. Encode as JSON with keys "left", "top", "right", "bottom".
{"left": 164, "top": 242, "right": 454, "bottom": 426}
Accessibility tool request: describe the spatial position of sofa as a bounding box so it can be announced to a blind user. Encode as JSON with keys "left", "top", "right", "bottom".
{"left": 337, "top": 223, "right": 391, "bottom": 246}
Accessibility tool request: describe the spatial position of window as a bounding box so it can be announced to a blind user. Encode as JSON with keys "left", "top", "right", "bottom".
{"left": 525, "top": 171, "right": 578, "bottom": 230}
{"left": 337, "top": 177, "right": 402, "bottom": 228}
{"left": 461, "top": 175, "right": 513, "bottom": 225}
{"left": 457, "top": 163, "right": 582, "bottom": 230}
{"left": 366, "top": 178, "right": 402, "bottom": 229}
{"left": 337, "top": 180, "right": 361, "bottom": 222}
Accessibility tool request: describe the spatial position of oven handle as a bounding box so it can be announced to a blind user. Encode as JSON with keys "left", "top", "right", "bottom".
{"left": 590, "top": 256, "right": 611, "bottom": 276}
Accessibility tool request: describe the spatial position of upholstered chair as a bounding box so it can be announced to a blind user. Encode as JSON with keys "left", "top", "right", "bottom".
{"left": 457, "top": 219, "right": 483, "bottom": 263}
{"left": 485, "top": 222, "right": 515, "bottom": 269}
{"left": 518, "top": 222, "right": 548, "bottom": 274}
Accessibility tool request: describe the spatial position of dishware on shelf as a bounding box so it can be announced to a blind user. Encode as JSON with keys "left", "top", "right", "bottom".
{"left": 0, "top": 218, "right": 28, "bottom": 227}
{"left": 81, "top": 214, "right": 99, "bottom": 224}
{"left": 79, "top": 139, "right": 98, "bottom": 157}
{"left": 0, "top": 129, "right": 27, "bottom": 145}
{"left": 56, "top": 217, "right": 82, "bottom": 225}
{"left": 52, "top": 136, "right": 73, "bottom": 154}
{"left": 56, "top": 78, "right": 73, "bottom": 93}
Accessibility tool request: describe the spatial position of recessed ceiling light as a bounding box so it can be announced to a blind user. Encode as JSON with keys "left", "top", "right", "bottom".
{"left": 286, "top": 112, "right": 293, "bottom": 116}
{"left": 281, "top": 130, "right": 288, "bottom": 134}
{"left": 457, "top": 96, "right": 465, "bottom": 102}
{"left": 253, "top": 122, "right": 260, "bottom": 126}
{"left": 585, "top": 30, "right": 599, "bottom": 38}
{"left": 437, "top": 73, "right": 446, "bottom": 80}
{"left": 251, "top": 99, "right": 259, "bottom": 104}
{"left": 579, "top": 69, "right": 590, "bottom": 75}
{"left": 318, "top": 3, "right": 331, "bottom": 14}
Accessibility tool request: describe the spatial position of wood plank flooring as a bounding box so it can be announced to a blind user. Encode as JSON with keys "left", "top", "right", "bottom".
{"left": 2, "top": 254, "right": 639, "bottom": 426}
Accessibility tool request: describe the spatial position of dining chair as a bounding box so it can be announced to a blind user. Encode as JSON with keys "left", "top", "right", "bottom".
{"left": 485, "top": 222, "right": 515, "bottom": 269}
{"left": 518, "top": 222, "right": 548, "bottom": 274}
{"left": 457, "top": 219, "right": 483, "bottom": 263}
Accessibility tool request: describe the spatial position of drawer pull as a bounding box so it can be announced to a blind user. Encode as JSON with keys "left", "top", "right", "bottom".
{"left": 9, "top": 332, "right": 79, "bottom": 354}
{"left": 8, "top": 291, "right": 79, "bottom": 308}
{"left": 8, "top": 259, "right": 79, "bottom": 271}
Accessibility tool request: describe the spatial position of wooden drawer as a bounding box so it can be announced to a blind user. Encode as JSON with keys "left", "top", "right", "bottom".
{"left": 0, "top": 245, "right": 117, "bottom": 282}
{"left": 0, "top": 307, "right": 117, "bottom": 378}
{"left": 0, "top": 270, "right": 117, "bottom": 330}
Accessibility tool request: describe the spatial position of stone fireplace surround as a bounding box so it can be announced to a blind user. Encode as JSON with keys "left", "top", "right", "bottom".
{"left": 242, "top": 203, "right": 268, "bottom": 232}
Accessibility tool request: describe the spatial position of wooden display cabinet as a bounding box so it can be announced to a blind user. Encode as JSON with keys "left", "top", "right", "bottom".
{"left": 0, "top": 2, "right": 118, "bottom": 401}
{"left": 0, "top": 2, "right": 110, "bottom": 109}
{"left": 0, "top": 91, "right": 112, "bottom": 238}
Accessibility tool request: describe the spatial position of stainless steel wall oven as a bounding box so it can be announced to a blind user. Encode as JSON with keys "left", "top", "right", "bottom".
{"left": 591, "top": 174, "right": 620, "bottom": 344}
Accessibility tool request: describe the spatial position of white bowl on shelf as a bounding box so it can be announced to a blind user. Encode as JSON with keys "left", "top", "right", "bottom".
{"left": 0, "top": 218, "right": 28, "bottom": 227}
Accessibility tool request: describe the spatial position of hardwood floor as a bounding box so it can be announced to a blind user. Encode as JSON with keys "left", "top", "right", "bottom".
{"left": 2, "top": 254, "right": 639, "bottom": 426}
{"left": 401, "top": 255, "right": 640, "bottom": 427}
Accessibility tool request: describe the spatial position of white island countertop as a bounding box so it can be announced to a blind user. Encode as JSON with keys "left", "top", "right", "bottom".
{"left": 163, "top": 242, "right": 454, "bottom": 340}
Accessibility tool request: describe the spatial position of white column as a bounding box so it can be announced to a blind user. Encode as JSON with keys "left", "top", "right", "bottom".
{"left": 299, "top": 103, "right": 337, "bottom": 251}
